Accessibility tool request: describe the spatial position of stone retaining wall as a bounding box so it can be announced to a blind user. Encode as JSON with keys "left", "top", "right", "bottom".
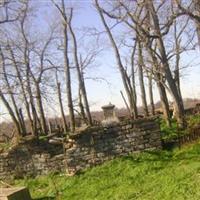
{"left": 65, "top": 117, "right": 162, "bottom": 174}
{"left": 0, "top": 142, "right": 65, "bottom": 180}
{"left": 0, "top": 117, "right": 162, "bottom": 179}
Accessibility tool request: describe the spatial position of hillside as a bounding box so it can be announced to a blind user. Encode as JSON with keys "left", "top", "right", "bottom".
{"left": 12, "top": 141, "right": 200, "bottom": 200}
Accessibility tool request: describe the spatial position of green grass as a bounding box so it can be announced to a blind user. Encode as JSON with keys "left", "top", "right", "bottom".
{"left": 12, "top": 141, "right": 200, "bottom": 200}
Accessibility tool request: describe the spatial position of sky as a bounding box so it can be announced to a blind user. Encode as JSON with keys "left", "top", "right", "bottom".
{"left": 0, "top": 0, "right": 200, "bottom": 122}
{"left": 40, "top": 0, "right": 200, "bottom": 103}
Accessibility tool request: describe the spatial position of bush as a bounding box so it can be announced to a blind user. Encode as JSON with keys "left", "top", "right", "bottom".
{"left": 160, "top": 114, "right": 200, "bottom": 141}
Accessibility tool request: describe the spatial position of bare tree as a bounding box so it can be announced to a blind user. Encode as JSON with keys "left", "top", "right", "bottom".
{"left": 138, "top": 40, "right": 149, "bottom": 117}
{"left": 30, "top": 32, "right": 56, "bottom": 135}
{"left": 55, "top": 70, "right": 68, "bottom": 134}
{"left": 7, "top": 43, "right": 36, "bottom": 135}
{"left": 147, "top": 71, "right": 155, "bottom": 116}
{"left": 95, "top": 0, "right": 138, "bottom": 119}
{"left": 144, "top": 0, "right": 185, "bottom": 127}
{"left": 94, "top": 0, "right": 187, "bottom": 126}
{"left": 0, "top": 0, "right": 28, "bottom": 137}
{"left": 0, "top": 0, "right": 22, "bottom": 24}
{"left": 0, "top": 46, "right": 26, "bottom": 135}
{"left": 0, "top": 90, "right": 22, "bottom": 136}
{"left": 175, "top": 0, "right": 200, "bottom": 45}
{"left": 145, "top": 41, "right": 171, "bottom": 126}
{"left": 130, "top": 43, "right": 138, "bottom": 117}
{"left": 19, "top": 1, "right": 40, "bottom": 136}
{"left": 52, "top": 0, "right": 75, "bottom": 131}
{"left": 67, "top": 8, "right": 93, "bottom": 126}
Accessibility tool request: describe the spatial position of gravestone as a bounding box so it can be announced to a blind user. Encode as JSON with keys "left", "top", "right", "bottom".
{"left": 0, "top": 187, "right": 32, "bottom": 200}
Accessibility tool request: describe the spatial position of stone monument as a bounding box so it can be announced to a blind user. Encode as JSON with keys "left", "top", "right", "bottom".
{"left": 101, "top": 103, "right": 119, "bottom": 126}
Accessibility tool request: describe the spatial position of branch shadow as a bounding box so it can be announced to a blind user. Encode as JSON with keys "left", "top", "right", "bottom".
{"left": 34, "top": 197, "right": 55, "bottom": 200}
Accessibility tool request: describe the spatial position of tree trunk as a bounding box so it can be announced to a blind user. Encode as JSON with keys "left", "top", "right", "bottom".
{"left": 95, "top": 0, "right": 137, "bottom": 119}
{"left": 130, "top": 43, "right": 138, "bottom": 118}
{"left": 35, "top": 83, "right": 47, "bottom": 134}
{"left": 148, "top": 73, "right": 155, "bottom": 116}
{"left": 78, "top": 88, "right": 87, "bottom": 124}
{"left": 192, "top": 0, "right": 200, "bottom": 45}
{"left": 0, "top": 90, "right": 22, "bottom": 137}
{"left": 0, "top": 46, "right": 26, "bottom": 136}
{"left": 68, "top": 12, "right": 93, "bottom": 126}
{"left": 19, "top": 108, "right": 26, "bottom": 134}
{"left": 147, "top": 0, "right": 185, "bottom": 127}
{"left": 57, "top": 81, "right": 68, "bottom": 134}
{"left": 138, "top": 41, "right": 149, "bottom": 117}
{"left": 174, "top": 21, "right": 182, "bottom": 100}
{"left": 146, "top": 51, "right": 171, "bottom": 126}
{"left": 156, "top": 77, "right": 171, "bottom": 127}
{"left": 20, "top": 6, "right": 39, "bottom": 136}
{"left": 26, "top": 67, "right": 39, "bottom": 136}
{"left": 9, "top": 46, "right": 34, "bottom": 135}
{"left": 61, "top": 0, "right": 75, "bottom": 132}
{"left": 143, "top": 35, "right": 171, "bottom": 126}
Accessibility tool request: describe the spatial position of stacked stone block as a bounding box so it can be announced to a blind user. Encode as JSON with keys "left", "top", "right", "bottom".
{"left": 65, "top": 117, "right": 162, "bottom": 174}
{"left": 0, "top": 144, "right": 65, "bottom": 180}
{"left": 0, "top": 117, "right": 162, "bottom": 179}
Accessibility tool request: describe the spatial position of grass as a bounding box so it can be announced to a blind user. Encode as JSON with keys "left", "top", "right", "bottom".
{"left": 12, "top": 141, "right": 200, "bottom": 200}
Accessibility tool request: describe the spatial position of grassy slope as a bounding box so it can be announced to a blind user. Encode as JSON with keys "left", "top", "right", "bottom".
{"left": 13, "top": 141, "right": 200, "bottom": 200}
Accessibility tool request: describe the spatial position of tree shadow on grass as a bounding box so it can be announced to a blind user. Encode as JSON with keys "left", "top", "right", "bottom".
{"left": 122, "top": 146, "right": 200, "bottom": 165}
{"left": 34, "top": 197, "right": 55, "bottom": 200}
{"left": 120, "top": 150, "right": 173, "bottom": 163}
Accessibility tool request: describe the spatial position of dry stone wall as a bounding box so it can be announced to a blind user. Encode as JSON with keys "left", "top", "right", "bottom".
{"left": 0, "top": 117, "right": 162, "bottom": 179}
{"left": 0, "top": 142, "right": 65, "bottom": 180}
{"left": 65, "top": 117, "right": 162, "bottom": 174}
